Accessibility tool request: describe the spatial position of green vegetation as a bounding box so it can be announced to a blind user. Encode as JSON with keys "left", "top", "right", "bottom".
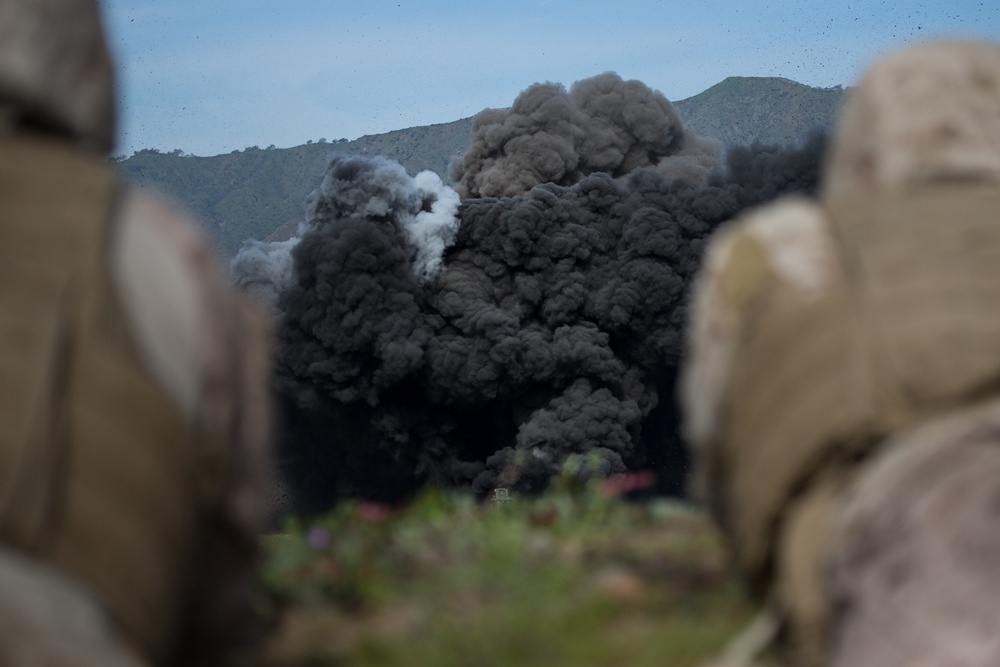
{"left": 243, "top": 479, "right": 761, "bottom": 667}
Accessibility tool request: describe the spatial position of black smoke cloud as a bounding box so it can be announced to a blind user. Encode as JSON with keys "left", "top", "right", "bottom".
{"left": 451, "top": 72, "right": 721, "bottom": 198}
{"left": 234, "top": 72, "right": 826, "bottom": 512}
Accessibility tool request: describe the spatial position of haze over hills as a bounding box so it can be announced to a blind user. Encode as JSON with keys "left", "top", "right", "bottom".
{"left": 116, "top": 76, "right": 846, "bottom": 257}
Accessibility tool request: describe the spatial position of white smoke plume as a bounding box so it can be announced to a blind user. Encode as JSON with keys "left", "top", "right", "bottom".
{"left": 229, "top": 236, "right": 300, "bottom": 310}
{"left": 231, "top": 155, "right": 461, "bottom": 306}
{"left": 403, "top": 170, "right": 461, "bottom": 283}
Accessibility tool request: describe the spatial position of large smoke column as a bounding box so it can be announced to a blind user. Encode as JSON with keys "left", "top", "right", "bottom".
{"left": 232, "top": 155, "right": 465, "bottom": 506}
{"left": 421, "top": 137, "right": 825, "bottom": 499}
{"left": 236, "top": 72, "right": 827, "bottom": 513}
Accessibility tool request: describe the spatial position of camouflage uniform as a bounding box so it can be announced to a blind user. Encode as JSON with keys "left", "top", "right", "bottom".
{"left": 0, "top": 1, "right": 271, "bottom": 665}
{"left": 682, "top": 41, "right": 1000, "bottom": 666}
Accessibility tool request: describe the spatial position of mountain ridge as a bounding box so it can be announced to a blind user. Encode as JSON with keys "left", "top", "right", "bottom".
{"left": 116, "top": 76, "right": 846, "bottom": 257}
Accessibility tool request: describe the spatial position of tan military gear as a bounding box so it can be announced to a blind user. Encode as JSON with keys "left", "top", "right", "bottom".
{"left": 0, "top": 545, "right": 145, "bottom": 667}
{"left": 823, "top": 41, "right": 1000, "bottom": 201}
{"left": 683, "top": 40, "right": 1000, "bottom": 666}
{"left": 688, "top": 185, "right": 1000, "bottom": 665}
{"left": 1, "top": 130, "right": 201, "bottom": 662}
{"left": 827, "top": 399, "right": 1000, "bottom": 666}
{"left": 0, "top": 129, "right": 271, "bottom": 666}
{"left": 0, "top": 0, "right": 115, "bottom": 152}
{"left": 0, "top": 131, "right": 120, "bottom": 549}
{"left": 695, "top": 183, "right": 1000, "bottom": 586}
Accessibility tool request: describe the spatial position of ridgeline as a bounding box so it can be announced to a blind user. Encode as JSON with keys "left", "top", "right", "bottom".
{"left": 115, "top": 76, "right": 845, "bottom": 257}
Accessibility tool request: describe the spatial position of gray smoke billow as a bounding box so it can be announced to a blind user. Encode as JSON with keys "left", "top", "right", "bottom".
{"left": 231, "top": 155, "right": 459, "bottom": 308}
{"left": 230, "top": 236, "right": 299, "bottom": 309}
{"left": 450, "top": 72, "right": 722, "bottom": 198}
{"left": 235, "top": 72, "right": 826, "bottom": 513}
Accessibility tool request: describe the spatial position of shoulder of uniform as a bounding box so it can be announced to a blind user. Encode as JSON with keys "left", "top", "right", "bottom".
{"left": 710, "top": 196, "right": 838, "bottom": 299}
{"left": 108, "top": 188, "right": 235, "bottom": 423}
{"left": 113, "top": 188, "right": 219, "bottom": 270}
{"left": 681, "top": 196, "right": 835, "bottom": 456}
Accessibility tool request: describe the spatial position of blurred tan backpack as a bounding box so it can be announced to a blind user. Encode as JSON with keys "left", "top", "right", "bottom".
{"left": 0, "top": 132, "right": 248, "bottom": 665}
{"left": 685, "top": 41, "right": 1000, "bottom": 666}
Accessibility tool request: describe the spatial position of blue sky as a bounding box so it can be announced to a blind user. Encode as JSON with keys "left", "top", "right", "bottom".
{"left": 102, "top": 0, "right": 1000, "bottom": 158}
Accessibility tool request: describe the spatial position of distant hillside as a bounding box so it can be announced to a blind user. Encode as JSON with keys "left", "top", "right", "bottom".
{"left": 116, "top": 76, "right": 845, "bottom": 257}
{"left": 674, "top": 76, "right": 845, "bottom": 149}
{"left": 118, "top": 118, "right": 472, "bottom": 256}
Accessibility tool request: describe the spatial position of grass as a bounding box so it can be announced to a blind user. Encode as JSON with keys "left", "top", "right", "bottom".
{"left": 240, "top": 477, "right": 762, "bottom": 667}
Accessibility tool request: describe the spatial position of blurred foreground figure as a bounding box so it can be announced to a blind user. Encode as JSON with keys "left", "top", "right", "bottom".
{"left": 682, "top": 41, "right": 1000, "bottom": 666}
{"left": 0, "top": 0, "right": 271, "bottom": 665}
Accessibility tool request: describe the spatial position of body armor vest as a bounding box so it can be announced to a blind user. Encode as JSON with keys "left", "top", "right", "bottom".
{"left": 707, "top": 184, "right": 1000, "bottom": 587}
{"left": 0, "top": 133, "right": 204, "bottom": 664}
